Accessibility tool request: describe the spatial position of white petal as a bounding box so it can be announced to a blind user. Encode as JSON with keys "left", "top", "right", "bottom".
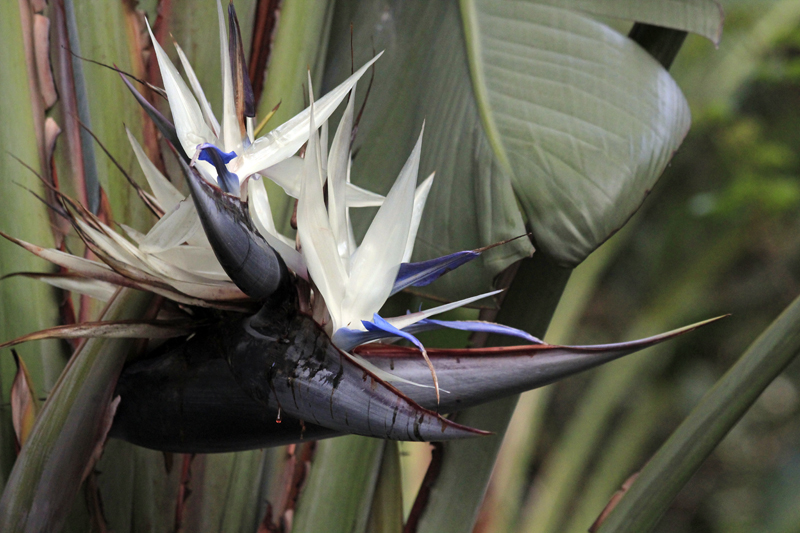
{"left": 174, "top": 43, "right": 220, "bottom": 136}
{"left": 327, "top": 90, "right": 355, "bottom": 268}
{"left": 403, "top": 172, "right": 435, "bottom": 262}
{"left": 217, "top": 0, "right": 242, "bottom": 155}
{"left": 351, "top": 354, "right": 443, "bottom": 390}
{"left": 139, "top": 198, "right": 202, "bottom": 253}
{"left": 146, "top": 19, "right": 214, "bottom": 157}
{"left": 118, "top": 223, "right": 146, "bottom": 244}
{"left": 247, "top": 178, "right": 308, "bottom": 279}
{"left": 345, "top": 183, "right": 384, "bottom": 207}
{"left": 385, "top": 290, "right": 503, "bottom": 331}
{"left": 126, "top": 127, "right": 184, "bottom": 211}
{"left": 297, "top": 84, "right": 347, "bottom": 329}
{"left": 234, "top": 53, "right": 383, "bottom": 177}
{"left": 341, "top": 128, "right": 424, "bottom": 327}
{"left": 75, "top": 219, "right": 154, "bottom": 274}
{"left": 258, "top": 155, "right": 385, "bottom": 204}
{"left": 153, "top": 245, "right": 229, "bottom": 280}
{"left": 260, "top": 156, "right": 303, "bottom": 198}
{"left": 37, "top": 276, "right": 118, "bottom": 302}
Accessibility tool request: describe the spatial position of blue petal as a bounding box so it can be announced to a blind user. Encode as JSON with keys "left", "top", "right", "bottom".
{"left": 198, "top": 144, "right": 239, "bottom": 194}
{"left": 331, "top": 327, "right": 388, "bottom": 352}
{"left": 198, "top": 143, "right": 237, "bottom": 164}
{"left": 391, "top": 250, "right": 480, "bottom": 295}
{"left": 404, "top": 319, "right": 543, "bottom": 344}
{"left": 332, "top": 314, "right": 432, "bottom": 352}
{"left": 363, "top": 314, "right": 427, "bottom": 353}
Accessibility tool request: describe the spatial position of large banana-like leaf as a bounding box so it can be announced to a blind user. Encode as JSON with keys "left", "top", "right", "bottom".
{"left": 323, "top": 0, "right": 716, "bottom": 300}
{"left": 525, "top": 0, "right": 723, "bottom": 44}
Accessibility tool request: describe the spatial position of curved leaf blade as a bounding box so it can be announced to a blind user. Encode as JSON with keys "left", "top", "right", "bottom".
{"left": 462, "top": 0, "right": 692, "bottom": 266}
{"left": 526, "top": 0, "right": 724, "bottom": 44}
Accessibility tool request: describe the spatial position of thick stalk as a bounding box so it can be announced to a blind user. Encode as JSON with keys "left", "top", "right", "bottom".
{"left": 412, "top": 253, "right": 571, "bottom": 533}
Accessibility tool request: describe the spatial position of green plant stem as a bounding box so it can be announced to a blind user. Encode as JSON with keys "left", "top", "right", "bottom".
{"left": 475, "top": 231, "right": 626, "bottom": 533}
{"left": 291, "top": 436, "right": 386, "bottom": 533}
{"left": 366, "top": 441, "right": 404, "bottom": 533}
{"left": 413, "top": 253, "right": 571, "bottom": 533}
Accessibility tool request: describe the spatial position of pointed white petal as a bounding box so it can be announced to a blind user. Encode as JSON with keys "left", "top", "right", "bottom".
{"left": 145, "top": 20, "right": 214, "bottom": 156}
{"left": 352, "top": 354, "right": 443, "bottom": 390}
{"left": 260, "top": 156, "right": 303, "bottom": 198}
{"left": 297, "top": 85, "right": 347, "bottom": 329}
{"left": 75, "top": 219, "right": 154, "bottom": 274}
{"left": 403, "top": 172, "right": 435, "bottom": 262}
{"left": 126, "top": 127, "right": 184, "bottom": 211}
{"left": 345, "top": 183, "right": 385, "bottom": 207}
{"left": 153, "top": 245, "right": 229, "bottom": 280}
{"left": 341, "top": 127, "right": 424, "bottom": 327}
{"left": 327, "top": 90, "right": 356, "bottom": 268}
{"left": 217, "top": 0, "right": 242, "bottom": 155}
{"left": 37, "top": 276, "right": 118, "bottom": 302}
{"left": 234, "top": 53, "right": 383, "bottom": 177}
{"left": 385, "top": 290, "right": 503, "bottom": 331}
{"left": 118, "top": 223, "right": 146, "bottom": 244}
{"left": 247, "top": 178, "right": 308, "bottom": 279}
{"left": 174, "top": 43, "right": 220, "bottom": 136}
{"left": 139, "top": 198, "right": 202, "bottom": 253}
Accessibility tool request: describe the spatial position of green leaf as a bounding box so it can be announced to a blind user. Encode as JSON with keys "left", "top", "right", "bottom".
{"left": 292, "top": 437, "right": 385, "bottom": 533}
{"left": 595, "top": 290, "right": 800, "bottom": 533}
{"left": 93, "top": 441, "right": 181, "bottom": 533}
{"left": 257, "top": 0, "right": 335, "bottom": 129}
{"left": 0, "top": 0, "right": 64, "bottom": 488}
{"left": 524, "top": 0, "right": 724, "bottom": 44}
{"left": 460, "top": 0, "right": 692, "bottom": 267}
{"left": 0, "top": 288, "right": 153, "bottom": 533}
{"left": 182, "top": 451, "right": 268, "bottom": 531}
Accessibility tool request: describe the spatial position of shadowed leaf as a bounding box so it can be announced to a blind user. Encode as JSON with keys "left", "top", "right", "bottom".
{"left": 0, "top": 288, "right": 153, "bottom": 533}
